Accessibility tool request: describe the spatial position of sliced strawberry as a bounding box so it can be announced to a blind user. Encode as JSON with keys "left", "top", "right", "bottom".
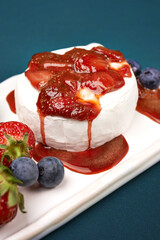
{"left": 117, "top": 63, "right": 132, "bottom": 78}
{"left": 0, "top": 121, "right": 35, "bottom": 166}
{"left": 81, "top": 70, "right": 125, "bottom": 95}
{"left": 74, "top": 54, "right": 109, "bottom": 73}
{"left": 42, "top": 59, "right": 73, "bottom": 72}
{"left": 92, "top": 46, "right": 125, "bottom": 62}
{"left": 25, "top": 70, "right": 53, "bottom": 90}
{"left": 39, "top": 71, "right": 79, "bottom": 98}
{"left": 37, "top": 92, "right": 99, "bottom": 121}
{"left": 81, "top": 72, "right": 114, "bottom": 95}
{"left": 28, "top": 52, "right": 62, "bottom": 71}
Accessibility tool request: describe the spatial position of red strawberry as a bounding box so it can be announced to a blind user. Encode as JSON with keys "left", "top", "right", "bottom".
{"left": 28, "top": 52, "right": 63, "bottom": 71}
{"left": 37, "top": 94, "right": 100, "bottom": 121}
{"left": 0, "top": 121, "right": 35, "bottom": 166}
{"left": 25, "top": 70, "right": 53, "bottom": 90}
{"left": 42, "top": 60, "right": 73, "bottom": 72}
{"left": 92, "top": 46, "right": 125, "bottom": 62}
{"left": 80, "top": 70, "right": 125, "bottom": 96}
{"left": 74, "top": 54, "right": 109, "bottom": 73}
{"left": 0, "top": 192, "right": 18, "bottom": 226}
{"left": 0, "top": 165, "right": 25, "bottom": 226}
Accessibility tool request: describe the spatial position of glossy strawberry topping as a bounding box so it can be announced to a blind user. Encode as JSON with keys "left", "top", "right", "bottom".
{"left": 25, "top": 46, "right": 131, "bottom": 121}
{"left": 136, "top": 81, "right": 160, "bottom": 123}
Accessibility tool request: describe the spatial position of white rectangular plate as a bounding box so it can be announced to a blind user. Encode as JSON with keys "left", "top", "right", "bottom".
{"left": 1, "top": 75, "right": 160, "bottom": 240}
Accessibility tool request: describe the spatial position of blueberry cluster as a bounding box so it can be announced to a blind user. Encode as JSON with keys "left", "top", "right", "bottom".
{"left": 9, "top": 156, "right": 64, "bottom": 189}
{"left": 127, "top": 59, "right": 160, "bottom": 90}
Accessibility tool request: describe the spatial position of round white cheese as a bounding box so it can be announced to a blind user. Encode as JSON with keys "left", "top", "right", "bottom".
{"left": 15, "top": 43, "right": 138, "bottom": 152}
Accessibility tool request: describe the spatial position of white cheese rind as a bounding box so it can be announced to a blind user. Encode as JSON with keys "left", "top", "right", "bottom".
{"left": 15, "top": 43, "right": 138, "bottom": 152}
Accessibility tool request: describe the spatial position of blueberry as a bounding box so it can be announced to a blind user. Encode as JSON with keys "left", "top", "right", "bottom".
{"left": 139, "top": 67, "right": 160, "bottom": 89}
{"left": 10, "top": 157, "right": 39, "bottom": 186}
{"left": 37, "top": 157, "right": 64, "bottom": 188}
{"left": 127, "top": 59, "right": 141, "bottom": 76}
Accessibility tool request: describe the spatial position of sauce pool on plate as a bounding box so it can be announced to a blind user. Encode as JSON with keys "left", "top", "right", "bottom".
{"left": 33, "top": 135, "right": 129, "bottom": 174}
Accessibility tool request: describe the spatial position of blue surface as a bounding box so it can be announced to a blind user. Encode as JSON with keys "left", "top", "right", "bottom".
{"left": 0, "top": 0, "right": 160, "bottom": 239}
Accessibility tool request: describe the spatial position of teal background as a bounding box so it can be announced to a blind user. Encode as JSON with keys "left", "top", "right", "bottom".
{"left": 0, "top": 0, "right": 160, "bottom": 239}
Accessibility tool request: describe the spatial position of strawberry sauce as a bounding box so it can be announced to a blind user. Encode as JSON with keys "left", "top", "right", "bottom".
{"left": 26, "top": 46, "right": 130, "bottom": 121}
{"left": 33, "top": 135, "right": 129, "bottom": 174}
{"left": 136, "top": 82, "right": 160, "bottom": 123}
{"left": 25, "top": 46, "right": 131, "bottom": 146}
{"left": 38, "top": 111, "right": 46, "bottom": 145}
{"left": 6, "top": 90, "right": 16, "bottom": 114}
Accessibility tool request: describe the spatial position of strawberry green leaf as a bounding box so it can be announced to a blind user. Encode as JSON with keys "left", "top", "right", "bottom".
{"left": 0, "top": 164, "right": 12, "bottom": 174}
{"left": 0, "top": 132, "right": 31, "bottom": 163}
{"left": 7, "top": 176, "right": 23, "bottom": 185}
{"left": 0, "top": 165, "right": 26, "bottom": 212}
{"left": 18, "top": 192, "right": 26, "bottom": 213}
{"left": 0, "top": 179, "right": 9, "bottom": 196}
{"left": 8, "top": 186, "right": 18, "bottom": 207}
{"left": 0, "top": 144, "right": 8, "bottom": 149}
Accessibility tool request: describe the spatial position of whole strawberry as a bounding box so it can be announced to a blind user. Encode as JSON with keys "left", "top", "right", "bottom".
{"left": 0, "top": 165, "right": 25, "bottom": 226}
{"left": 0, "top": 121, "right": 35, "bottom": 166}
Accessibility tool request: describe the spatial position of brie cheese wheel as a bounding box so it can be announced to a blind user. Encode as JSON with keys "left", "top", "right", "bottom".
{"left": 15, "top": 43, "right": 138, "bottom": 152}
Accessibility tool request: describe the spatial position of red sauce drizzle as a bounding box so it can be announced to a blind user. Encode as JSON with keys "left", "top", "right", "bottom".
{"left": 6, "top": 90, "right": 16, "bottom": 114}
{"left": 136, "top": 82, "right": 160, "bottom": 124}
{"left": 38, "top": 111, "right": 46, "bottom": 145}
{"left": 33, "top": 135, "right": 129, "bottom": 174}
{"left": 87, "top": 120, "right": 92, "bottom": 149}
